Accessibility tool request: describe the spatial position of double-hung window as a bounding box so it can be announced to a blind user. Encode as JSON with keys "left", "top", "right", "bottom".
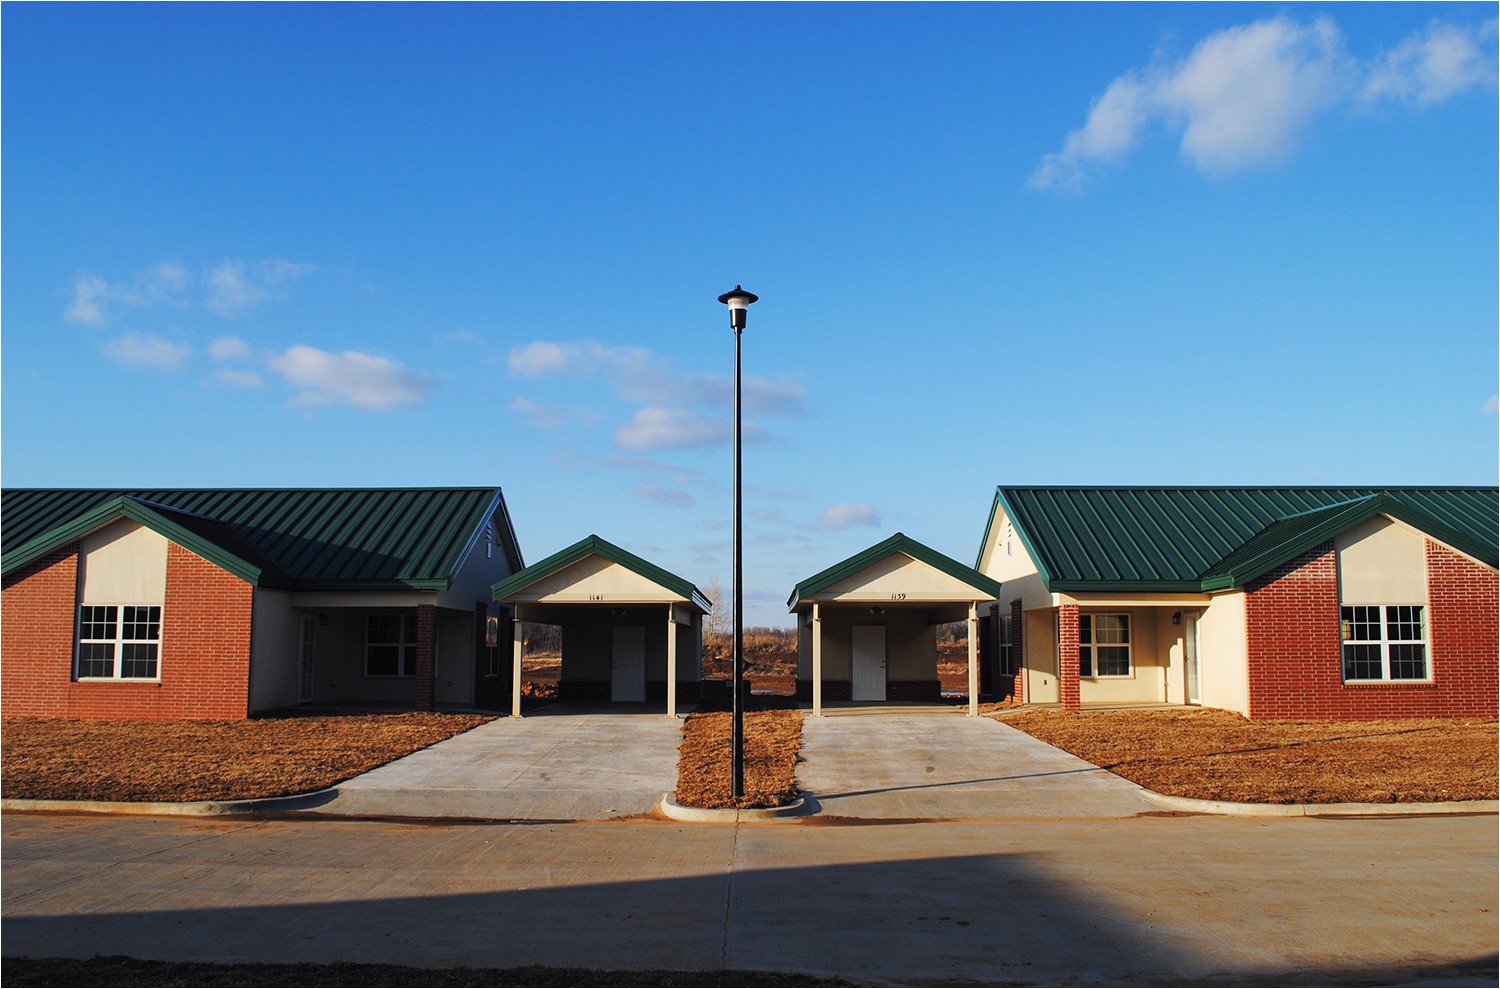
{"left": 77, "top": 605, "right": 161, "bottom": 680}
{"left": 1340, "top": 605, "right": 1428, "bottom": 681}
{"left": 1079, "top": 613, "right": 1131, "bottom": 677}
{"left": 366, "top": 614, "right": 418, "bottom": 677}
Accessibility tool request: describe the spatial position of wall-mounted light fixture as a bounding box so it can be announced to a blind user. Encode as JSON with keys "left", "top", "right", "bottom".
{"left": 319, "top": 612, "right": 329, "bottom": 627}
{"left": 1171, "top": 611, "right": 1181, "bottom": 625}
{"left": 868, "top": 606, "right": 885, "bottom": 616}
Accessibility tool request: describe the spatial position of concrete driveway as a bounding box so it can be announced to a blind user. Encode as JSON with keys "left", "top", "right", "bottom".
{"left": 798, "top": 706, "right": 1160, "bottom": 819}
{"left": 317, "top": 705, "right": 681, "bottom": 821}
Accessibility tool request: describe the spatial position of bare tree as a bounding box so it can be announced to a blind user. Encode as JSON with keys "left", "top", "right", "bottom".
{"left": 704, "top": 577, "right": 728, "bottom": 642}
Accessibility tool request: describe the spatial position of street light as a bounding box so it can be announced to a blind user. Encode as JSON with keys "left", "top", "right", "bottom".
{"left": 717, "top": 284, "right": 756, "bottom": 799}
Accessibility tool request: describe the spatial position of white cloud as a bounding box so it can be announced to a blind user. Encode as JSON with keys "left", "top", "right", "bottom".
{"left": 206, "top": 259, "right": 313, "bottom": 317}
{"left": 814, "top": 503, "right": 881, "bottom": 532}
{"left": 1033, "top": 16, "right": 1494, "bottom": 187}
{"left": 269, "top": 344, "right": 436, "bottom": 409}
{"left": 1365, "top": 20, "right": 1499, "bottom": 106}
{"left": 1483, "top": 395, "right": 1499, "bottom": 414}
{"left": 616, "top": 407, "right": 731, "bottom": 451}
{"left": 66, "top": 274, "right": 110, "bottom": 325}
{"left": 212, "top": 367, "right": 265, "bottom": 389}
{"left": 634, "top": 484, "right": 694, "bottom": 508}
{"left": 103, "top": 332, "right": 190, "bottom": 370}
{"left": 509, "top": 339, "right": 805, "bottom": 415}
{"left": 509, "top": 396, "right": 570, "bottom": 430}
{"left": 208, "top": 335, "right": 252, "bottom": 360}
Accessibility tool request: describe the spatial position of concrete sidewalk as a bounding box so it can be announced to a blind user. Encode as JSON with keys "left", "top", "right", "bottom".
{"left": 798, "top": 706, "right": 1160, "bottom": 818}
{"left": 4, "top": 812, "right": 1495, "bottom": 986}
{"left": 314, "top": 706, "right": 681, "bottom": 820}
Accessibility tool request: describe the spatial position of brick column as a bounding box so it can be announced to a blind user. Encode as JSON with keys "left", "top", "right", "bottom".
{"left": 1010, "top": 598, "right": 1025, "bottom": 703}
{"left": 1058, "top": 603, "right": 1080, "bottom": 711}
{"left": 415, "top": 603, "right": 438, "bottom": 711}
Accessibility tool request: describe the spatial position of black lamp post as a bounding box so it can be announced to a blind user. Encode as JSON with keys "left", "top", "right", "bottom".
{"left": 717, "top": 284, "right": 756, "bottom": 799}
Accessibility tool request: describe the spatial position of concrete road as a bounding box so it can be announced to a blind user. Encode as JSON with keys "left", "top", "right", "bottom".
{"left": 4, "top": 812, "right": 1495, "bottom": 986}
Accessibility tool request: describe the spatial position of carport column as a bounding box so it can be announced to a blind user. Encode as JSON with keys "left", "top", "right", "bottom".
{"left": 1058, "top": 603, "right": 1081, "bottom": 712}
{"left": 967, "top": 602, "right": 979, "bottom": 717}
{"left": 416, "top": 603, "right": 438, "bottom": 711}
{"left": 666, "top": 605, "right": 678, "bottom": 719}
{"left": 511, "top": 614, "right": 524, "bottom": 719}
{"left": 811, "top": 601, "right": 823, "bottom": 717}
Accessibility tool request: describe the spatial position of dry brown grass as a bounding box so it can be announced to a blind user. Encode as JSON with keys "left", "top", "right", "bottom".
{"left": 997, "top": 708, "right": 1498, "bottom": 803}
{"left": 675, "top": 701, "right": 802, "bottom": 809}
{"left": 1, "top": 713, "right": 492, "bottom": 803}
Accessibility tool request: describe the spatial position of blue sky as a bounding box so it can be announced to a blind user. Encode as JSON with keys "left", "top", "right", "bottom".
{"left": 4, "top": 3, "right": 1496, "bottom": 627}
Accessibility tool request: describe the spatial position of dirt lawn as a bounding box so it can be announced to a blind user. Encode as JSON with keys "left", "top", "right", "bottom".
{"left": 2, "top": 713, "right": 492, "bottom": 803}
{"left": 997, "top": 708, "right": 1498, "bottom": 803}
{"left": 675, "top": 701, "right": 802, "bottom": 809}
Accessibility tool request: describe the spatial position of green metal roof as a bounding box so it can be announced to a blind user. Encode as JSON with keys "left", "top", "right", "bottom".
{"left": 984, "top": 486, "right": 1499, "bottom": 593}
{"left": 2, "top": 487, "right": 520, "bottom": 590}
{"left": 491, "top": 534, "right": 711, "bottom": 613}
{"left": 789, "top": 532, "right": 1003, "bottom": 611}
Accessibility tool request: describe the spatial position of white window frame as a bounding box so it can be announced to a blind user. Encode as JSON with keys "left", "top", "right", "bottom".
{"left": 365, "top": 613, "right": 419, "bottom": 678}
{"left": 1079, "top": 612, "right": 1132, "bottom": 678}
{"left": 76, "top": 604, "right": 162, "bottom": 681}
{"left": 1340, "top": 605, "right": 1429, "bottom": 682}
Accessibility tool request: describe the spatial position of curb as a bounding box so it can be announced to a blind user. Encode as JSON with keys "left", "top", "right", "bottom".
{"left": 1143, "top": 791, "right": 1499, "bottom": 817}
{"left": 657, "top": 794, "right": 809, "bottom": 824}
{"left": 0, "top": 788, "right": 340, "bottom": 818}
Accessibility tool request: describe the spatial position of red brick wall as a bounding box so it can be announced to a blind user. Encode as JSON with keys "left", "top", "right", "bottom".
{"left": 1, "top": 541, "right": 254, "bottom": 719}
{"left": 1425, "top": 542, "right": 1499, "bottom": 717}
{"left": 1058, "top": 603, "right": 1080, "bottom": 711}
{"left": 1245, "top": 540, "right": 1497, "bottom": 719}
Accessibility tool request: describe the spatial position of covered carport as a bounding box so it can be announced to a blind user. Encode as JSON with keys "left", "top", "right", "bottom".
{"left": 789, "top": 533, "right": 1002, "bottom": 717}
{"left": 491, "top": 535, "right": 709, "bottom": 718}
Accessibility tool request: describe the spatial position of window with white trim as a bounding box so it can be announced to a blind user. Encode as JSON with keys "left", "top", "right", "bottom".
{"left": 1341, "top": 605, "right": 1428, "bottom": 681}
{"left": 1079, "top": 613, "right": 1131, "bottom": 677}
{"left": 77, "top": 605, "right": 161, "bottom": 680}
{"left": 366, "top": 613, "right": 418, "bottom": 677}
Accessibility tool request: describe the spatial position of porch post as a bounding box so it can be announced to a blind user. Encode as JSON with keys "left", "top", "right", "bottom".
{"left": 1058, "top": 603, "right": 1081, "bottom": 712}
{"left": 967, "top": 602, "right": 979, "bottom": 717}
{"left": 666, "top": 605, "right": 678, "bottom": 719}
{"left": 811, "top": 601, "right": 823, "bottom": 717}
{"left": 416, "top": 603, "right": 437, "bottom": 712}
{"left": 511, "top": 611, "right": 524, "bottom": 718}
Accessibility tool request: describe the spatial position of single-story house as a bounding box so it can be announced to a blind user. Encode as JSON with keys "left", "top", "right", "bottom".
{"left": 492, "top": 534, "right": 708, "bottom": 717}
{"left": 1, "top": 487, "right": 523, "bottom": 719}
{"left": 789, "top": 533, "right": 1003, "bottom": 716}
{"left": 975, "top": 486, "right": 1498, "bottom": 719}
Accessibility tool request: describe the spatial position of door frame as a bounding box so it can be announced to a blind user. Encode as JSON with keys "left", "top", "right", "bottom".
{"left": 298, "top": 615, "right": 316, "bottom": 704}
{"left": 1184, "top": 611, "right": 1202, "bottom": 705}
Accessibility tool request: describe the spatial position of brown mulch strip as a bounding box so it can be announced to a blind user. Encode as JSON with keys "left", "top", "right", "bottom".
{"left": 996, "top": 708, "right": 1498, "bottom": 804}
{"left": 675, "top": 700, "right": 802, "bottom": 810}
{"left": 1, "top": 956, "right": 849, "bottom": 987}
{"left": 1, "top": 713, "right": 492, "bottom": 803}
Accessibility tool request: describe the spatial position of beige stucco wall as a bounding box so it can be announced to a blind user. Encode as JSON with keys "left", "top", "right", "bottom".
{"left": 977, "top": 508, "right": 1053, "bottom": 612}
{"left": 510, "top": 556, "right": 687, "bottom": 604}
{"left": 1336, "top": 516, "right": 1427, "bottom": 604}
{"left": 248, "top": 588, "right": 299, "bottom": 712}
{"left": 1198, "top": 591, "right": 1249, "bottom": 715}
{"left": 78, "top": 521, "right": 167, "bottom": 604}
{"left": 1023, "top": 609, "right": 1060, "bottom": 703}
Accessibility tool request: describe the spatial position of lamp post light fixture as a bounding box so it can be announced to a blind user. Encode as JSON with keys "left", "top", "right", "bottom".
{"left": 717, "top": 284, "right": 757, "bottom": 799}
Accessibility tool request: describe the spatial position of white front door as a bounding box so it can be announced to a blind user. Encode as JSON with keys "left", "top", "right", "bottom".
{"left": 852, "top": 624, "right": 887, "bottom": 702}
{"left": 1184, "top": 612, "right": 1201, "bottom": 704}
{"left": 298, "top": 616, "right": 316, "bottom": 703}
{"left": 611, "top": 626, "right": 647, "bottom": 702}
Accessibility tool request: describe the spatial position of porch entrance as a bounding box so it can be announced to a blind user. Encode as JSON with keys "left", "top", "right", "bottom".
{"left": 852, "top": 625, "right": 887, "bottom": 702}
